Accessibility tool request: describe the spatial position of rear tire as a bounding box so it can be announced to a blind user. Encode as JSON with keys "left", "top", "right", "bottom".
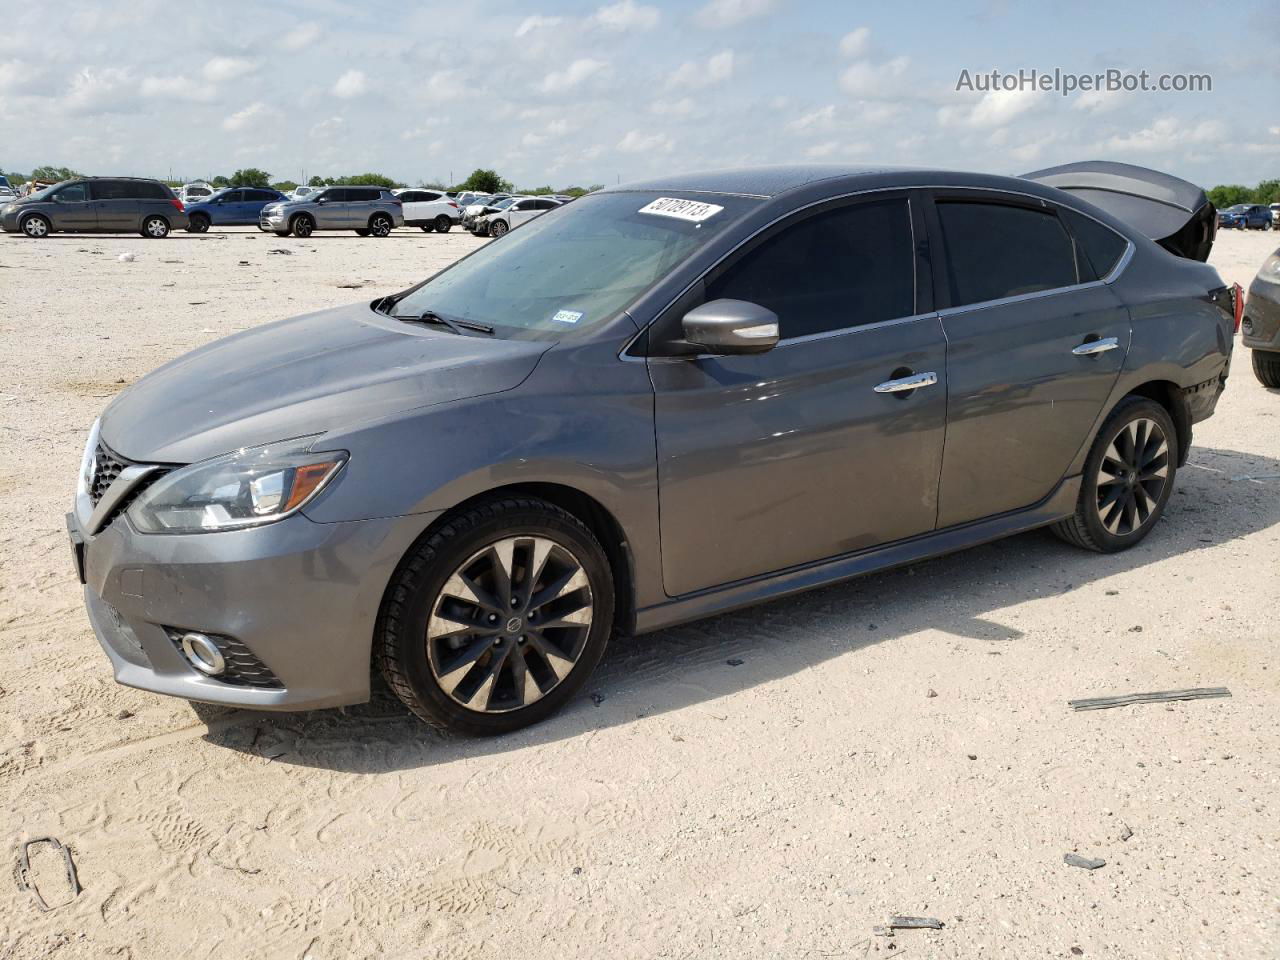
{"left": 369, "top": 214, "right": 393, "bottom": 237}
{"left": 434, "top": 215, "right": 453, "bottom": 233}
{"left": 1051, "top": 396, "right": 1177, "bottom": 553}
{"left": 141, "top": 215, "right": 170, "bottom": 238}
{"left": 1253, "top": 351, "right": 1280, "bottom": 388}
{"left": 376, "top": 497, "right": 614, "bottom": 735}
{"left": 420, "top": 223, "right": 436, "bottom": 233}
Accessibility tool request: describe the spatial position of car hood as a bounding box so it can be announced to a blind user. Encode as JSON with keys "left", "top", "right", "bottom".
{"left": 100, "top": 302, "right": 550, "bottom": 463}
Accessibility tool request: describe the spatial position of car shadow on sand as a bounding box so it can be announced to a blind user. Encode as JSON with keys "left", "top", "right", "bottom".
{"left": 195, "top": 444, "right": 1280, "bottom": 772}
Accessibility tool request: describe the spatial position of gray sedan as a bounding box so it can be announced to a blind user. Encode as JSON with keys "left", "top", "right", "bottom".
{"left": 70, "top": 163, "right": 1234, "bottom": 734}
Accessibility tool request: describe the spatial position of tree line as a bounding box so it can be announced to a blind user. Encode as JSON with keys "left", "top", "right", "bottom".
{"left": 1207, "top": 179, "right": 1280, "bottom": 209}
{"left": 0, "top": 165, "right": 602, "bottom": 198}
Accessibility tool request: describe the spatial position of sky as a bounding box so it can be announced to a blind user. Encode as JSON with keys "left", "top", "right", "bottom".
{"left": 0, "top": 0, "right": 1276, "bottom": 190}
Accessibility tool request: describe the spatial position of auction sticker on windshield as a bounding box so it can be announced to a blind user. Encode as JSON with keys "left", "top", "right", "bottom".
{"left": 638, "top": 197, "right": 724, "bottom": 223}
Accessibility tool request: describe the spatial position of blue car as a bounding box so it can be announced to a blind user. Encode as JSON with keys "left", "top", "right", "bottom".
{"left": 185, "top": 186, "right": 288, "bottom": 232}
{"left": 1217, "top": 204, "right": 1273, "bottom": 231}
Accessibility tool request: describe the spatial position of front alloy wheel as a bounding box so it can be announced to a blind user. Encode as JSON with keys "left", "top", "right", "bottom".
{"left": 21, "top": 215, "right": 50, "bottom": 238}
{"left": 490, "top": 219, "right": 509, "bottom": 238}
{"left": 377, "top": 497, "right": 614, "bottom": 734}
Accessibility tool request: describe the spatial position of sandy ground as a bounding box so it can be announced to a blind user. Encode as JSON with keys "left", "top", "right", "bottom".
{"left": 1, "top": 224, "right": 1278, "bottom": 960}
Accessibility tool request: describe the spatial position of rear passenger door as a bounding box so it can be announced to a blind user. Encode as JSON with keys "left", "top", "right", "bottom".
{"left": 91, "top": 180, "right": 141, "bottom": 231}
{"left": 346, "top": 187, "right": 380, "bottom": 228}
{"left": 650, "top": 193, "right": 949, "bottom": 596}
{"left": 244, "top": 189, "right": 280, "bottom": 222}
{"left": 927, "top": 191, "right": 1132, "bottom": 527}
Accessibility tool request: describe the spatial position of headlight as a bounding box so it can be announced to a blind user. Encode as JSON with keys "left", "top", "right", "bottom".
{"left": 127, "top": 437, "right": 347, "bottom": 534}
{"left": 77, "top": 418, "right": 102, "bottom": 499}
{"left": 1264, "top": 253, "right": 1280, "bottom": 280}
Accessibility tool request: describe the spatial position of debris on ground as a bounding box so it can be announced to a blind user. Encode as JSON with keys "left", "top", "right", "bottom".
{"left": 1119, "top": 823, "right": 1133, "bottom": 841}
{"left": 926, "top": 688, "right": 938, "bottom": 698}
{"left": 590, "top": 693, "right": 605, "bottom": 706}
{"left": 15, "top": 837, "right": 82, "bottom": 911}
{"left": 889, "top": 916, "right": 945, "bottom": 929}
{"left": 726, "top": 658, "right": 744, "bottom": 666}
{"left": 115, "top": 709, "right": 134, "bottom": 720}
{"left": 1068, "top": 687, "right": 1231, "bottom": 711}
{"left": 336, "top": 280, "right": 372, "bottom": 288}
{"left": 267, "top": 248, "right": 292, "bottom": 255}
{"left": 117, "top": 252, "right": 135, "bottom": 262}
{"left": 1064, "top": 853, "right": 1106, "bottom": 870}
{"left": 237, "top": 260, "right": 250, "bottom": 266}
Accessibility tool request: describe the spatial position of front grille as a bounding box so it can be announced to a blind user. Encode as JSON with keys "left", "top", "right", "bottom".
{"left": 88, "top": 441, "right": 168, "bottom": 528}
{"left": 168, "top": 630, "right": 283, "bottom": 688}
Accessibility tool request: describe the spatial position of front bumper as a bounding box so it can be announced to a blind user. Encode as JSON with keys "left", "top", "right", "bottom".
{"left": 71, "top": 504, "right": 434, "bottom": 711}
{"left": 1243, "top": 275, "right": 1280, "bottom": 353}
{"left": 1, "top": 207, "right": 24, "bottom": 231}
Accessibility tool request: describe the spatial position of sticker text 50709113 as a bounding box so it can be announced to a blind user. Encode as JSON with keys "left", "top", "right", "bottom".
{"left": 638, "top": 197, "right": 725, "bottom": 223}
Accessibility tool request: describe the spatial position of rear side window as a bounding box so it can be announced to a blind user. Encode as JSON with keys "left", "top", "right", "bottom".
{"left": 92, "top": 180, "right": 134, "bottom": 200}
{"left": 706, "top": 197, "right": 916, "bottom": 339}
{"left": 1060, "top": 207, "right": 1128, "bottom": 281}
{"left": 350, "top": 188, "right": 380, "bottom": 202}
{"left": 140, "top": 182, "right": 169, "bottom": 199}
{"left": 248, "top": 189, "right": 277, "bottom": 202}
{"left": 937, "top": 201, "right": 1077, "bottom": 307}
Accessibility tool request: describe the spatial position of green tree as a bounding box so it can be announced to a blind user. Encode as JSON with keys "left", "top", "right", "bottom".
{"left": 30, "top": 165, "right": 82, "bottom": 182}
{"left": 308, "top": 175, "right": 326, "bottom": 187}
{"left": 210, "top": 175, "right": 232, "bottom": 187}
{"left": 1253, "top": 179, "right": 1280, "bottom": 205}
{"left": 586, "top": 184, "right": 606, "bottom": 194}
{"left": 459, "top": 168, "right": 505, "bottom": 193}
{"left": 1208, "top": 184, "right": 1252, "bottom": 208}
{"left": 561, "top": 186, "right": 588, "bottom": 197}
{"left": 334, "top": 172, "right": 400, "bottom": 188}
{"left": 272, "top": 180, "right": 299, "bottom": 193}
{"left": 228, "top": 167, "right": 272, "bottom": 188}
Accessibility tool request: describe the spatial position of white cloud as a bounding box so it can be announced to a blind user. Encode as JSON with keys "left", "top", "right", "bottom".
{"left": 591, "top": 0, "right": 660, "bottom": 30}
{"left": 140, "top": 74, "right": 216, "bottom": 102}
{"left": 309, "top": 116, "right": 345, "bottom": 138}
{"left": 649, "top": 96, "right": 696, "bottom": 117}
{"left": 424, "top": 70, "right": 467, "bottom": 100}
{"left": 281, "top": 23, "right": 320, "bottom": 50}
{"left": 787, "top": 104, "right": 836, "bottom": 132}
{"left": 401, "top": 119, "right": 442, "bottom": 140}
{"left": 202, "top": 56, "right": 255, "bottom": 83}
{"left": 694, "top": 0, "right": 776, "bottom": 28}
{"left": 541, "top": 58, "right": 608, "bottom": 93}
{"left": 667, "top": 50, "right": 734, "bottom": 89}
{"left": 1072, "top": 87, "right": 1126, "bottom": 114}
{"left": 936, "top": 87, "right": 1043, "bottom": 129}
{"left": 222, "top": 101, "right": 270, "bottom": 131}
{"left": 838, "top": 56, "right": 908, "bottom": 98}
{"left": 1104, "top": 117, "right": 1223, "bottom": 153}
{"left": 515, "top": 15, "right": 562, "bottom": 36}
{"left": 63, "top": 66, "right": 134, "bottom": 113}
{"left": 332, "top": 69, "right": 368, "bottom": 99}
{"left": 838, "top": 27, "right": 870, "bottom": 58}
{"left": 618, "top": 129, "right": 674, "bottom": 153}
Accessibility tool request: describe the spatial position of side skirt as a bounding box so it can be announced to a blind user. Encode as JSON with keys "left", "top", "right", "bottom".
{"left": 634, "top": 476, "right": 1081, "bottom": 634}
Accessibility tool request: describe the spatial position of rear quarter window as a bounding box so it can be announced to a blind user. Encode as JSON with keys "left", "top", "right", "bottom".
{"left": 1060, "top": 207, "right": 1129, "bottom": 281}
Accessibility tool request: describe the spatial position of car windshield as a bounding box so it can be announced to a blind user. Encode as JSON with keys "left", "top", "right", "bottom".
{"left": 390, "top": 190, "right": 759, "bottom": 340}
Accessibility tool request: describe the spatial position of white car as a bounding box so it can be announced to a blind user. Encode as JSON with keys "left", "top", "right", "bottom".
{"left": 0, "top": 186, "right": 17, "bottom": 205}
{"left": 478, "top": 195, "right": 562, "bottom": 237}
{"left": 393, "top": 188, "right": 461, "bottom": 233}
{"left": 179, "top": 181, "right": 215, "bottom": 205}
{"left": 291, "top": 186, "right": 318, "bottom": 201}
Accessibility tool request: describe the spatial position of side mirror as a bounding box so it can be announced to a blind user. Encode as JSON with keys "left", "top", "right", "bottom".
{"left": 680, "top": 299, "right": 780, "bottom": 356}
{"left": 316, "top": 196, "right": 328, "bottom": 204}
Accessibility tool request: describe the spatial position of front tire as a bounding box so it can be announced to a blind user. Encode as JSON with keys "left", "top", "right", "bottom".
{"left": 1253, "top": 351, "right": 1280, "bottom": 388}
{"left": 1051, "top": 396, "right": 1177, "bottom": 553}
{"left": 291, "top": 214, "right": 314, "bottom": 238}
{"left": 434, "top": 215, "right": 453, "bottom": 233}
{"left": 354, "top": 228, "right": 370, "bottom": 236}
{"left": 187, "top": 213, "right": 210, "bottom": 233}
{"left": 20, "top": 214, "right": 51, "bottom": 238}
{"left": 376, "top": 497, "right": 615, "bottom": 735}
{"left": 489, "top": 219, "right": 509, "bottom": 238}
{"left": 141, "top": 215, "right": 170, "bottom": 238}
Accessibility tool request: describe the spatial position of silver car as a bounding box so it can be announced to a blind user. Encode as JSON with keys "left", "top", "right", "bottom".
{"left": 259, "top": 185, "right": 404, "bottom": 237}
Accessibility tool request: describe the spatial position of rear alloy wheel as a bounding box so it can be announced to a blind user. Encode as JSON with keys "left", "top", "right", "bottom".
{"left": 434, "top": 215, "right": 453, "bottom": 233}
{"left": 1253, "top": 351, "right": 1280, "bottom": 388}
{"left": 377, "top": 497, "right": 613, "bottom": 734}
{"left": 368, "top": 214, "right": 393, "bottom": 237}
{"left": 187, "top": 213, "right": 210, "bottom": 233}
{"left": 20, "top": 214, "right": 51, "bottom": 238}
{"left": 141, "top": 215, "right": 170, "bottom": 238}
{"left": 292, "top": 214, "right": 314, "bottom": 238}
{"left": 490, "top": 219, "right": 509, "bottom": 238}
{"left": 1052, "top": 396, "right": 1176, "bottom": 552}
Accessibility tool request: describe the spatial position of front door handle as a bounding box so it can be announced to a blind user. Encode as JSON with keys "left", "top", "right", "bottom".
{"left": 874, "top": 371, "right": 938, "bottom": 394}
{"left": 1072, "top": 336, "right": 1120, "bottom": 356}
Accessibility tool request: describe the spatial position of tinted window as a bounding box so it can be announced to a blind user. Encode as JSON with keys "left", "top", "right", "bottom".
{"left": 349, "top": 188, "right": 380, "bottom": 202}
{"left": 323, "top": 189, "right": 347, "bottom": 202}
{"left": 248, "top": 189, "right": 277, "bottom": 202}
{"left": 92, "top": 180, "right": 135, "bottom": 200}
{"left": 223, "top": 190, "right": 246, "bottom": 203}
{"left": 535, "top": 199, "right": 558, "bottom": 210}
{"left": 53, "top": 183, "right": 89, "bottom": 202}
{"left": 1060, "top": 207, "right": 1128, "bottom": 281}
{"left": 423, "top": 191, "right": 441, "bottom": 201}
{"left": 140, "top": 182, "right": 169, "bottom": 199}
{"left": 706, "top": 198, "right": 915, "bottom": 338}
{"left": 937, "top": 201, "right": 1077, "bottom": 307}
{"left": 398, "top": 191, "right": 420, "bottom": 202}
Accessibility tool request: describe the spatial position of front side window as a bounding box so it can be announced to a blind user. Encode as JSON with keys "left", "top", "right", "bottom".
{"left": 937, "top": 200, "right": 1077, "bottom": 307}
{"left": 706, "top": 197, "right": 916, "bottom": 339}
{"left": 390, "top": 190, "right": 759, "bottom": 340}
{"left": 53, "top": 183, "right": 88, "bottom": 202}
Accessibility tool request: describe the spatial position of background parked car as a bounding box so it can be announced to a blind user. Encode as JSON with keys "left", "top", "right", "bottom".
{"left": 291, "top": 185, "right": 317, "bottom": 201}
{"left": 259, "top": 185, "right": 403, "bottom": 237}
{"left": 185, "top": 186, "right": 287, "bottom": 233}
{"left": 1242, "top": 245, "right": 1280, "bottom": 386}
{"left": 392, "top": 188, "right": 461, "bottom": 232}
{"left": 179, "top": 181, "right": 215, "bottom": 206}
{"left": 1, "top": 177, "right": 188, "bottom": 238}
{"left": 1218, "top": 204, "right": 1273, "bottom": 230}
{"left": 0, "top": 185, "right": 16, "bottom": 205}
{"left": 477, "top": 195, "right": 562, "bottom": 237}
{"left": 461, "top": 193, "right": 510, "bottom": 230}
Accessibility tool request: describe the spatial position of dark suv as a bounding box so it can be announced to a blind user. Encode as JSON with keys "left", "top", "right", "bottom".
{"left": 1, "top": 177, "right": 189, "bottom": 238}
{"left": 258, "top": 186, "right": 404, "bottom": 237}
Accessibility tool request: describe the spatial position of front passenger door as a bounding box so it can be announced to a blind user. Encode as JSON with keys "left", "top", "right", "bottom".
{"left": 649, "top": 194, "right": 948, "bottom": 596}
{"left": 48, "top": 182, "right": 96, "bottom": 231}
{"left": 316, "top": 188, "right": 348, "bottom": 228}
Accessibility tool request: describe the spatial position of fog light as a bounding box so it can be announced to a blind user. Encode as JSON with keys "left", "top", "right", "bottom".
{"left": 1241, "top": 317, "right": 1253, "bottom": 336}
{"left": 180, "top": 632, "right": 226, "bottom": 676}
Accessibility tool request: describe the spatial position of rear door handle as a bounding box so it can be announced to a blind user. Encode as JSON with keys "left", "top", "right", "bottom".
{"left": 874, "top": 371, "right": 938, "bottom": 393}
{"left": 1072, "top": 336, "right": 1120, "bottom": 356}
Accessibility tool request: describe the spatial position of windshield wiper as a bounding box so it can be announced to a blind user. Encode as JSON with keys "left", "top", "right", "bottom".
{"left": 395, "top": 310, "right": 494, "bottom": 336}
